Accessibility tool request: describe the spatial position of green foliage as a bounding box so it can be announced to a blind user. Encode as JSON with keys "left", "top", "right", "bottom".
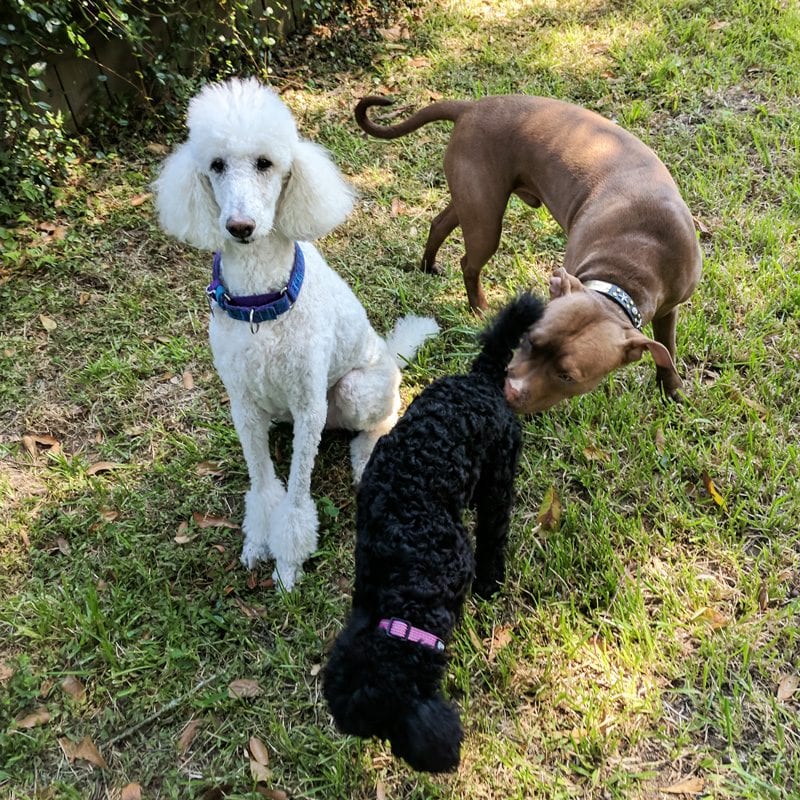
{"left": 0, "top": 0, "right": 390, "bottom": 221}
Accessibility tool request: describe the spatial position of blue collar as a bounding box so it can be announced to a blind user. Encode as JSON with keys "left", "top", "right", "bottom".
{"left": 206, "top": 243, "right": 305, "bottom": 325}
{"left": 582, "top": 279, "right": 643, "bottom": 329}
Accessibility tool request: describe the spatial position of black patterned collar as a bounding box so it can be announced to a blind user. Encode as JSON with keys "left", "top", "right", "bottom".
{"left": 582, "top": 280, "right": 643, "bottom": 329}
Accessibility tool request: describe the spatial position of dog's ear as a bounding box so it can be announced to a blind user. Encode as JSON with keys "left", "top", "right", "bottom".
{"left": 390, "top": 696, "right": 463, "bottom": 773}
{"left": 153, "top": 144, "right": 222, "bottom": 250}
{"left": 549, "top": 267, "right": 584, "bottom": 298}
{"left": 275, "top": 140, "right": 356, "bottom": 241}
{"left": 623, "top": 332, "right": 679, "bottom": 375}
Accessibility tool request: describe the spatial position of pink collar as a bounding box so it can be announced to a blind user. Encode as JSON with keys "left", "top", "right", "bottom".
{"left": 379, "top": 618, "right": 445, "bottom": 652}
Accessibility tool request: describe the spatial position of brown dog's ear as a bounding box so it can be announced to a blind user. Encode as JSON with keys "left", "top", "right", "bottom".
{"left": 549, "top": 267, "right": 585, "bottom": 298}
{"left": 623, "top": 332, "right": 679, "bottom": 375}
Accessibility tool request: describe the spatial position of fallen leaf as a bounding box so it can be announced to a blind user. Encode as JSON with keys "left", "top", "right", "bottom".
{"left": 255, "top": 789, "right": 288, "bottom": 800}
{"left": 58, "top": 735, "right": 107, "bottom": 768}
{"left": 407, "top": 56, "right": 431, "bottom": 68}
{"left": 582, "top": 445, "right": 609, "bottom": 462}
{"left": 39, "top": 678, "right": 54, "bottom": 697}
{"left": 246, "top": 572, "right": 258, "bottom": 590}
{"left": 199, "top": 784, "right": 233, "bottom": 800}
{"left": 487, "top": 625, "right": 513, "bottom": 661}
{"left": 691, "top": 606, "right": 729, "bottom": 629}
{"left": 120, "top": 784, "right": 142, "bottom": 800}
{"left": 21, "top": 433, "right": 61, "bottom": 458}
{"left": 177, "top": 718, "right": 203, "bottom": 753}
{"left": 537, "top": 485, "right": 562, "bottom": 531}
{"left": 38, "top": 221, "right": 68, "bottom": 241}
{"left": 701, "top": 471, "right": 726, "bottom": 509}
{"left": 129, "top": 192, "right": 151, "bottom": 207}
{"left": 193, "top": 512, "right": 238, "bottom": 529}
{"left": 196, "top": 461, "right": 224, "bottom": 477}
{"left": 654, "top": 427, "right": 666, "bottom": 453}
{"left": 228, "top": 678, "right": 263, "bottom": 699}
{"left": 98, "top": 507, "right": 120, "bottom": 522}
{"left": 61, "top": 675, "right": 86, "bottom": 702}
{"left": 249, "top": 735, "right": 270, "bottom": 765}
{"left": 777, "top": 673, "right": 799, "bottom": 702}
{"left": 86, "top": 461, "right": 124, "bottom": 476}
{"left": 39, "top": 314, "right": 57, "bottom": 332}
{"left": 661, "top": 775, "right": 705, "bottom": 794}
{"left": 0, "top": 661, "right": 14, "bottom": 685}
{"left": 709, "top": 19, "right": 730, "bottom": 30}
{"left": 182, "top": 370, "right": 195, "bottom": 390}
{"left": 146, "top": 142, "right": 169, "bottom": 155}
{"left": 309, "top": 664, "right": 321, "bottom": 677}
{"left": 55, "top": 536, "right": 71, "bottom": 555}
{"left": 174, "top": 519, "right": 196, "bottom": 545}
{"left": 758, "top": 581, "right": 769, "bottom": 611}
{"left": 390, "top": 197, "right": 406, "bottom": 217}
{"left": 250, "top": 759, "right": 271, "bottom": 782}
{"left": 15, "top": 706, "right": 51, "bottom": 728}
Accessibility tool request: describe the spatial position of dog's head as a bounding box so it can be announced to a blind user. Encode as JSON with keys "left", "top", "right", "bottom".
{"left": 504, "top": 268, "right": 678, "bottom": 413}
{"left": 153, "top": 77, "right": 354, "bottom": 250}
{"left": 322, "top": 609, "right": 463, "bottom": 773}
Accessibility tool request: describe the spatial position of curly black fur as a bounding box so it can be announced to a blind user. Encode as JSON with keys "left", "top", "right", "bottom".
{"left": 322, "top": 293, "right": 545, "bottom": 773}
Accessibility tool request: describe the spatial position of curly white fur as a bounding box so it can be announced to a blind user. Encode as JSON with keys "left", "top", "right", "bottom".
{"left": 154, "top": 77, "right": 438, "bottom": 590}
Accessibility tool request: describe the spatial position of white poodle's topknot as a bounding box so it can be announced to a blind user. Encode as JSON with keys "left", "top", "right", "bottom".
{"left": 186, "top": 77, "right": 297, "bottom": 168}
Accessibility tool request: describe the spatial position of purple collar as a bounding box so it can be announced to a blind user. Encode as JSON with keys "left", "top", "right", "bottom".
{"left": 206, "top": 243, "right": 305, "bottom": 326}
{"left": 379, "top": 618, "right": 445, "bottom": 652}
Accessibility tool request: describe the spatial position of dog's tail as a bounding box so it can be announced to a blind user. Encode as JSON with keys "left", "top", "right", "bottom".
{"left": 471, "top": 293, "right": 546, "bottom": 386}
{"left": 385, "top": 315, "right": 440, "bottom": 368}
{"left": 355, "top": 96, "right": 473, "bottom": 139}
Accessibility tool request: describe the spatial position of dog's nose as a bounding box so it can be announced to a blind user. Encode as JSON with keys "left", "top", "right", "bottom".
{"left": 226, "top": 216, "right": 256, "bottom": 240}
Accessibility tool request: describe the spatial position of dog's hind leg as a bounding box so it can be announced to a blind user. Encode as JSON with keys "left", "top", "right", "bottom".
{"left": 329, "top": 359, "right": 401, "bottom": 483}
{"left": 421, "top": 202, "right": 459, "bottom": 275}
{"left": 453, "top": 188, "right": 509, "bottom": 313}
{"left": 231, "top": 399, "right": 286, "bottom": 570}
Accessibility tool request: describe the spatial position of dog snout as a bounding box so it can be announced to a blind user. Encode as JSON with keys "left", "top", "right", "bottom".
{"left": 226, "top": 215, "right": 256, "bottom": 241}
{"left": 503, "top": 377, "right": 522, "bottom": 406}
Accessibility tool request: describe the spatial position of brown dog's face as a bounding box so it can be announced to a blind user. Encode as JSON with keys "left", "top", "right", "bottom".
{"left": 504, "top": 294, "right": 623, "bottom": 413}
{"left": 504, "top": 290, "right": 677, "bottom": 414}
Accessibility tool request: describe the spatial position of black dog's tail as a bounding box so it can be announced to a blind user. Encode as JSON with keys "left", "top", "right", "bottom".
{"left": 471, "top": 292, "right": 545, "bottom": 386}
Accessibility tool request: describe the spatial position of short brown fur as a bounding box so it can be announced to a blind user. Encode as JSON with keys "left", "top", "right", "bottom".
{"left": 355, "top": 94, "right": 702, "bottom": 408}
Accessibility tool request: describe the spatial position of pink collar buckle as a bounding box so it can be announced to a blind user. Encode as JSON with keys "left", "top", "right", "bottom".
{"left": 378, "top": 617, "right": 445, "bottom": 652}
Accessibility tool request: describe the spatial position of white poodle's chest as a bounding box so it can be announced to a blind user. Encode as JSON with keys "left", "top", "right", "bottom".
{"left": 207, "top": 299, "right": 378, "bottom": 420}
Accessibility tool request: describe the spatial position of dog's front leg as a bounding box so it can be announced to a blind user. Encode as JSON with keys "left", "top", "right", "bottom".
{"left": 267, "top": 392, "right": 328, "bottom": 591}
{"left": 231, "top": 399, "right": 286, "bottom": 571}
{"left": 471, "top": 442, "right": 520, "bottom": 598}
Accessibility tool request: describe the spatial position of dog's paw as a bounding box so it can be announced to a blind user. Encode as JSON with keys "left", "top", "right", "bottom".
{"left": 349, "top": 432, "right": 377, "bottom": 484}
{"left": 240, "top": 536, "right": 270, "bottom": 570}
{"left": 272, "top": 561, "right": 300, "bottom": 591}
{"left": 472, "top": 572, "right": 502, "bottom": 599}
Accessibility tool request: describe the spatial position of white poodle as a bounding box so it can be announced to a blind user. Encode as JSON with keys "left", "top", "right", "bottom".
{"left": 154, "top": 77, "right": 438, "bottom": 590}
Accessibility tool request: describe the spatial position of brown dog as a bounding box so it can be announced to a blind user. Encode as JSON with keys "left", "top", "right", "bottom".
{"left": 355, "top": 94, "right": 702, "bottom": 407}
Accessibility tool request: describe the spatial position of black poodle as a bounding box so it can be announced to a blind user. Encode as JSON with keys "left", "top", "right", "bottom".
{"left": 322, "top": 293, "right": 545, "bottom": 773}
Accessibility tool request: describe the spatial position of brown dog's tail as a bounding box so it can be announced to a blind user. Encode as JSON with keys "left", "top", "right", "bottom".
{"left": 355, "top": 95, "right": 473, "bottom": 139}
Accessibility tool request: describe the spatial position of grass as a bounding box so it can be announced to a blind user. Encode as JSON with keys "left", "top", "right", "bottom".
{"left": 1, "top": 0, "right": 799, "bottom": 797}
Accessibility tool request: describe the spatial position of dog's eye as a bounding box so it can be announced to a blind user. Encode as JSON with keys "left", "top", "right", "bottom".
{"left": 557, "top": 370, "right": 574, "bottom": 383}
{"left": 256, "top": 157, "right": 272, "bottom": 172}
{"left": 210, "top": 158, "right": 225, "bottom": 174}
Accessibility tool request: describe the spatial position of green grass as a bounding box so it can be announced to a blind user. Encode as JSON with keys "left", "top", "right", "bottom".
{"left": 1, "top": 0, "right": 799, "bottom": 797}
